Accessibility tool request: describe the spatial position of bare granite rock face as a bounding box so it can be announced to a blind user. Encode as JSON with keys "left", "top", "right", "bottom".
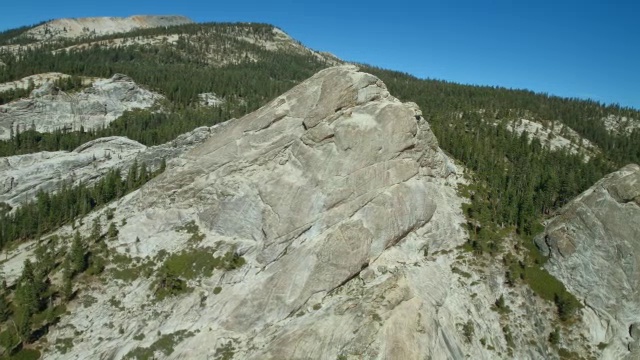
{"left": 3, "top": 65, "right": 620, "bottom": 359}
{"left": 24, "top": 15, "right": 193, "bottom": 41}
{"left": 0, "top": 74, "right": 162, "bottom": 140}
{"left": 29, "top": 65, "right": 574, "bottom": 360}
{"left": 0, "top": 137, "right": 145, "bottom": 208}
{"left": 536, "top": 163, "right": 640, "bottom": 359}
{"left": 0, "top": 126, "right": 214, "bottom": 209}
{"left": 602, "top": 115, "right": 640, "bottom": 135}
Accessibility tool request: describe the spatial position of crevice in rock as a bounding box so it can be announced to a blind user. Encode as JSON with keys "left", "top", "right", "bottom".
{"left": 385, "top": 217, "right": 428, "bottom": 251}
{"left": 258, "top": 241, "right": 291, "bottom": 272}
{"left": 257, "top": 190, "right": 280, "bottom": 225}
{"left": 317, "top": 133, "right": 335, "bottom": 143}
{"left": 326, "top": 261, "right": 369, "bottom": 296}
{"left": 603, "top": 184, "right": 640, "bottom": 207}
{"left": 400, "top": 143, "right": 416, "bottom": 153}
{"left": 361, "top": 323, "right": 383, "bottom": 354}
{"left": 258, "top": 223, "right": 313, "bottom": 272}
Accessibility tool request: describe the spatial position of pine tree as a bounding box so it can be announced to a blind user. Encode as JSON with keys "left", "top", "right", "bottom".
{"left": 107, "top": 223, "right": 118, "bottom": 239}
{"left": 70, "top": 231, "right": 87, "bottom": 276}
{"left": 15, "top": 307, "right": 32, "bottom": 342}
{"left": 127, "top": 160, "right": 138, "bottom": 191}
{"left": 91, "top": 217, "right": 102, "bottom": 241}
{"left": 62, "top": 275, "right": 73, "bottom": 301}
{"left": 0, "top": 292, "right": 10, "bottom": 322}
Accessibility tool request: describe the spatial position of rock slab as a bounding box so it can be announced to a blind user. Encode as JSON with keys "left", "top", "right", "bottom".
{"left": 536, "top": 163, "right": 640, "bottom": 359}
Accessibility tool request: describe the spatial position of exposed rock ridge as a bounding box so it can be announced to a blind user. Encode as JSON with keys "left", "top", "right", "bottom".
{"left": 24, "top": 15, "right": 193, "bottom": 41}
{"left": 603, "top": 115, "right": 640, "bottom": 135}
{"left": 497, "top": 118, "right": 599, "bottom": 159}
{"left": 30, "top": 65, "right": 573, "bottom": 359}
{"left": 536, "top": 163, "right": 640, "bottom": 359}
{"left": 0, "top": 73, "right": 162, "bottom": 140}
{"left": 42, "top": 65, "right": 480, "bottom": 359}
{"left": 0, "top": 126, "right": 213, "bottom": 209}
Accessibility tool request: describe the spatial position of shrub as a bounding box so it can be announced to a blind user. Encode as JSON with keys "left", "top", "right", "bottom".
{"left": 549, "top": 327, "right": 560, "bottom": 345}
{"left": 462, "top": 320, "right": 474, "bottom": 343}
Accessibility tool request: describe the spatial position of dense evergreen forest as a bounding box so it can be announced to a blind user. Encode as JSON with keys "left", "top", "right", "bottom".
{"left": 0, "top": 23, "right": 322, "bottom": 107}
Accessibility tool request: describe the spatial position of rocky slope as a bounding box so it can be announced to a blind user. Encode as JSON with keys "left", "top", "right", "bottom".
{"left": 23, "top": 15, "right": 193, "bottom": 41}
{"left": 0, "top": 74, "right": 162, "bottom": 140}
{"left": 0, "top": 73, "right": 96, "bottom": 93}
{"left": 536, "top": 163, "right": 640, "bottom": 359}
{"left": 0, "top": 126, "right": 213, "bottom": 208}
{"left": 602, "top": 114, "right": 640, "bottom": 135}
{"left": 0, "top": 65, "right": 581, "bottom": 360}
{"left": 500, "top": 118, "right": 599, "bottom": 159}
{"left": 45, "top": 24, "right": 340, "bottom": 67}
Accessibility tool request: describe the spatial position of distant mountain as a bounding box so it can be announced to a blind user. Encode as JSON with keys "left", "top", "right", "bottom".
{"left": 24, "top": 15, "right": 194, "bottom": 41}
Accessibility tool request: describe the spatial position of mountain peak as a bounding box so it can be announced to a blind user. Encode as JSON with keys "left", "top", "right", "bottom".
{"left": 24, "top": 15, "right": 193, "bottom": 40}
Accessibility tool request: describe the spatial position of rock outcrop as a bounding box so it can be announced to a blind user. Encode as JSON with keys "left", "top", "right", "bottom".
{"left": 498, "top": 118, "right": 598, "bottom": 159}
{"left": 0, "top": 126, "right": 213, "bottom": 209}
{"left": 602, "top": 115, "right": 640, "bottom": 135}
{"left": 24, "top": 15, "right": 193, "bottom": 41}
{"left": 26, "top": 65, "right": 574, "bottom": 360}
{"left": 0, "top": 74, "right": 161, "bottom": 140}
{"left": 536, "top": 163, "right": 640, "bottom": 359}
{"left": 0, "top": 73, "right": 86, "bottom": 93}
{"left": 198, "top": 92, "right": 224, "bottom": 107}
{"left": 0, "top": 137, "right": 144, "bottom": 208}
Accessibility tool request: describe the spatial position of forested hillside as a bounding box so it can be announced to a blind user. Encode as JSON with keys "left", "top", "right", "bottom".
{"left": 0, "top": 22, "right": 329, "bottom": 157}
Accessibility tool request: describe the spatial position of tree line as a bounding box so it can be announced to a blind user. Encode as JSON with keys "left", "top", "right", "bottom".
{"left": 0, "top": 159, "right": 161, "bottom": 249}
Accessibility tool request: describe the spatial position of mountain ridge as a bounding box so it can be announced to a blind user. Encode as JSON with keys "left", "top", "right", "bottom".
{"left": 23, "top": 15, "right": 194, "bottom": 41}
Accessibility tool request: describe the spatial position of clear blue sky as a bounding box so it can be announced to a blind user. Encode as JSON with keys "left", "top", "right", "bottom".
{"left": 1, "top": 0, "right": 638, "bottom": 109}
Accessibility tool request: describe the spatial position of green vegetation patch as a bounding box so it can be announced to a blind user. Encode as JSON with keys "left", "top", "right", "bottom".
{"left": 55, "top": 337, "right": 75, "bottom": 354}
{"left": 111, "top": 262, "right": 154, "bottom": 282}
{"left": 81, "top": 295, "right": 98, "bottom": 308}
{"left": 0, "top": 328, "right": 20, "bottom": 353}
{"left": 110, "top": 253, "right": 156, "bottom": 282}
{"left": 176, "top": 220, "right": 205, "bottom": 243}
{"left": 151, "top": 247, "right": 245, "bottom": 300}
{"left": 214, "top": 341, "right": 236, "bottom": 360}
{"left": 462, "top": 320, "right": 475, "bottom": 343}
{"left": 162, "top": 248, "right": 244, "bottom": 279}
{"left": 3, "top": 348, "right": 41, "bottom": 360}
{"left": 451, "top": 266, "right": 472, "bottom": 279}
{"left": 557, "top": 347, "right": 583, "bottom": 360}
{"left": 123, "top": 330, "right": 194, "bottom": 360}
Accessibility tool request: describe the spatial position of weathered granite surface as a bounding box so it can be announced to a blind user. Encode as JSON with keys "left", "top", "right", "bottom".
{"left": 537, "top": 163, "right": 640, "bottom": 359}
